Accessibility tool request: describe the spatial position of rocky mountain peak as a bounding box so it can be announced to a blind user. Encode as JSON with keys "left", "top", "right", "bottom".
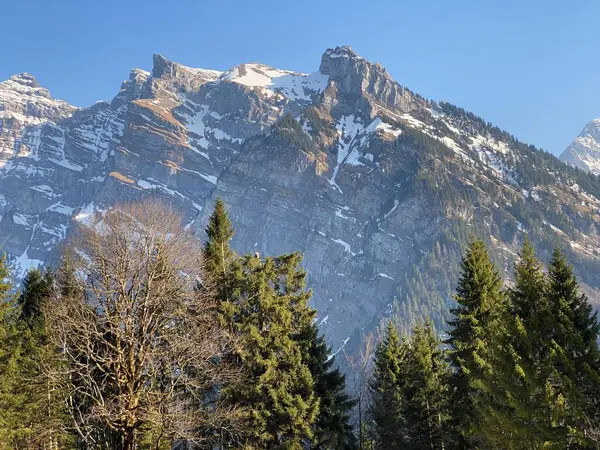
{"left": 582, "top": 118, "right": 600, "bottom": 140}
{"left": 8, "top": 73, "right": 42, "bottom": 89}
{"left": 152, "top": 53, "right": 176, "bottom": 78}
{"left": 2, "top": 73, "right": 52, "bottom": 99}
{"left": 111, "top": 68, "right": 151, "bottom": 107}
{"left": 150, "top": 53, "right": 223, "bottom": 97}
{"left": 320, "top": 45, "right": 419, "bottom": 117}
{"left": 0, "top": 72, "right": 76, "bottom": 125}
{"left": 560, "top": 118, "right": 600, "bottom": 175}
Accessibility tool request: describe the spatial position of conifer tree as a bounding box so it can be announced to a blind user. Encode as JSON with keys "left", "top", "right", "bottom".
{"left": 0, "top": 253, "right": 20, "bottom": 447}
{"left": 401, "top": 321, "right": 451, "bottom": 450}
{"left": 227, "top": 252, "right": 319, "bottom": 448}
{"left": 18, "top": 268, "right": 53, "bottom": 325}
{"left": 368, "top": 321, "right": 406, "bottom": 450}
{"left": 300, "top": 323, "right": 356, "bottom": 450}
{"left": 446, "top": 238, "right": 506, "bottom": 448}
{"left": 546, "top": 247, "right": 600, "bottom": 446}
{"left": 509, "top": 240, "right": 574, "bottom": 446}
{"left": 16, "top": 267, "right": 71, "bottom": 449}
{"left": 204, "top": 197, "right": 235, "bottom": 285}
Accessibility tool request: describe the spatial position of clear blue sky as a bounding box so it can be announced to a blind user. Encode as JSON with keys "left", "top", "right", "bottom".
{"left": 3, "top": 0, "right": 598, "bottom": 155}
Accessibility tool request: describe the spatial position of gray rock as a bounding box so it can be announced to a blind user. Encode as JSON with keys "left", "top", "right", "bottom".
{"left": 0, "top": 47, "right": 599, "bottom": 357}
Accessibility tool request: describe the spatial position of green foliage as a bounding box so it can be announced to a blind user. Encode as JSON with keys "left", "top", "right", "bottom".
{"left": 545, "top": 247, "right": 600, "bottom": 446}
{"left": 399, "top": 321, "right": 452, "bottom": 450}
{"left": 273, "top": 114, "right": 315, "bottom": 154}
{"left": 204, "top": 196, "right": 236, "bottom": 284}
{"left": 445, "top": 238, "right": 506, "bottom": 448}
{"left": 368, "top": 321, "right": 406, "bottom": 449}
{"left": 299, "top": 323, "right": 356, "bottom": 450}
{"left": 0, "top": 263, "right": 71, "bottom": 449}
{"left": 224, "top": 252, "right": 319, "bottom": 448}
{"left": 18, "top": 268, "right": 53, "bottom": 326}
{"left": 302, "top": 107, "right": 337, "bottom": 140}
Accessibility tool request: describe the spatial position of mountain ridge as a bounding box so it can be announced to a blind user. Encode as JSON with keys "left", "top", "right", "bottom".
{"left": 1, "top": 46, "right": 599, "bottom": 353}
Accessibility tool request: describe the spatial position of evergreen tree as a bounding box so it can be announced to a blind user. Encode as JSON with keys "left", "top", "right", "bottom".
{"left": 18, "top": 268, "right": 53, "bottom": 325}
{"left": 13, "top": 267, "right": 71, "bottom": 449}
{"left": 546, "top": 247, "right": 600, "bottom": 446}
{"left": 300, "top": 323, "right": 356, "bottom": 450}
{"left": 368, "top": 321, "right": 406, "bottom": 450}
{"left": 204, "top": 197, "right": 235, "bottom": 285}
{"left": 0, "top": 253, "right": 21, "bottom": 448}
{"left": 446, "top": 238, "right": 506, "bottom": 448}
{"left": 401, "top": 321, "right": 451, "bottom": 450}
{"left": 228, "top": 253, "right": 319, "bottom": 448}
{"left": 509, "top": 240, "right": 574, "bottom": 447}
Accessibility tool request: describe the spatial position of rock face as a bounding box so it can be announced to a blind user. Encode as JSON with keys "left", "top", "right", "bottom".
{"left": 561, "top": 119, "right": 600, "bottom": 175}
{"left": 2, "top": 46, "right": 600, "bottom": 354}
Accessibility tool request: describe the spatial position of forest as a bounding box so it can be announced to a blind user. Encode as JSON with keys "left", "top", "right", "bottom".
{"left": 0, "top": 198, "right": 599, "bottom": 450}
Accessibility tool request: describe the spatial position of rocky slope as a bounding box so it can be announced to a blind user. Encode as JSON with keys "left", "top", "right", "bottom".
{"left": 561, "top": 118, "right": 600, "bottom": 175}
{"left": 2, "top": 46, "right": 600, "bottom": 355}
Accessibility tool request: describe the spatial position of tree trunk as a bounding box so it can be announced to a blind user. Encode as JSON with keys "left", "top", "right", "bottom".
{"left": 123, "top": 428, "right": 136, "bottom": 450}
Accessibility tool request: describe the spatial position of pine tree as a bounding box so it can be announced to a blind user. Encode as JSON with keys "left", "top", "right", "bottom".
{"left": 12, "top": 267, "right": 71, "bottom": 449}
{"left": 446, "top": 238, "right": 506, "bottom": 448}
{"left": 300, "top": 323, "right": 356, "bottom": 450}
{"left": 0, "top": 253, "right": 20, "bottom": 448}
{"left": 228, "top": 252, "right": 319, "bottom": 448}
{"left": 204, "top": 197, "right": 235, "bottom": 285}
{"left": 511, "top": 240, "right": 577, "bottom": 447}
{"left": 368, "top": 321, "right": 406, "bottom": 450}
{"left": 546, "top": 247, "right": 600, "bottom": 446}
{"left": 18, "top": 268, "right": 53, "bottom": 325}
{"left": 401, "top": 321, "right": 451, "bottom": 450}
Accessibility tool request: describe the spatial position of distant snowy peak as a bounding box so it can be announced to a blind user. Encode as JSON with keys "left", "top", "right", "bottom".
{"left": 561, "top": 118, "right": 600, "bottom": 175}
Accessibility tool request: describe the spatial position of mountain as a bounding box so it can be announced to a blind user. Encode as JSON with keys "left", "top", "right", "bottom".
{"left": 1, "top": 46, "right": 600, "bottom": 354}
{"left": 561, "top": 118, "right": 600, "bottom": 175}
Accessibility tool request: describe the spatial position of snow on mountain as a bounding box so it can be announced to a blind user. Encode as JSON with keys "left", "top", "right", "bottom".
{"left": 222, "top": 63, "right": 328, "bottom": 102}
{"left": 1, "top": 46, "right": 599, "bottom": 353}
{"left": 0, "top": 73, "right": 77, "bottom": 125}
{"left": 561, "top": 118, "right": 600, "bottom": 175}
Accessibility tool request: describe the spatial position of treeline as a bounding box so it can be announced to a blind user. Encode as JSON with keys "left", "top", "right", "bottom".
{"left": 1, "top": 198, "right": 599, "bottom": 449}
{"left": 364, "top": 239, "right": 600, "bottom": 449}
{"left": 0, "top": 199, "right": 355, "bottom": 450}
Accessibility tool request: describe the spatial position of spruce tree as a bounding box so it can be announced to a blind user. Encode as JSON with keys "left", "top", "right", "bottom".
{"left": 300, "top": 323, "right": 356, "bottom": 450}
{"left": 18, "top": 268, "right": 53, "bottom": 325}
{"left": 546, "top": 247, "right": 600, "bottom": 446}
{"left": 228, "top": 252, "right": 319, "bottom": 448}
{"left": 446, "top": 238, "right": 506, "bottom": 448}
{"left": 510, "top": 240, "right": 576, "bottom": 447}
{"left": 401, "top": 321, "right": 451, "bottom": 450}
{"left": 368, "top": 321, "right": 406, "bottom": 449}
{"left": 12, "top": 267, "right": 71, "bottom": 449}
{"left": 0, "top": 253, "right": 20, "bottom": 447}
{"left": 204, "top": 197, "right": 235, "bottom": 284}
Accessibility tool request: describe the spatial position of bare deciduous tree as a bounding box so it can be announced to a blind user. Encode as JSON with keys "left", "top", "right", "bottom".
{"left": 45, "top": 199, "right": 242, "bottom": 450}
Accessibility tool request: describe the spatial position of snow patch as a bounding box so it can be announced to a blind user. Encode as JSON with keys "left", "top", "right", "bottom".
{"left": 11, "top": 249, "right": 43, "bottom": 279}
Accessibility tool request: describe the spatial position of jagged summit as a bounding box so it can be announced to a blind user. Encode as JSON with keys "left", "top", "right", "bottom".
{"left": 152, "top": 53, "right": 222, "bottom": 81}
{"left": 561, "top": 118, "right": 600, "bottom": 175}
{"left": 0, "top": 71, "right": 76, "bottom": 124}
{"left": 1, "top": 72, "right": 52, "bottom": 98}
{"left": 8, "top": 73, "right": 42, "bottom": 89}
